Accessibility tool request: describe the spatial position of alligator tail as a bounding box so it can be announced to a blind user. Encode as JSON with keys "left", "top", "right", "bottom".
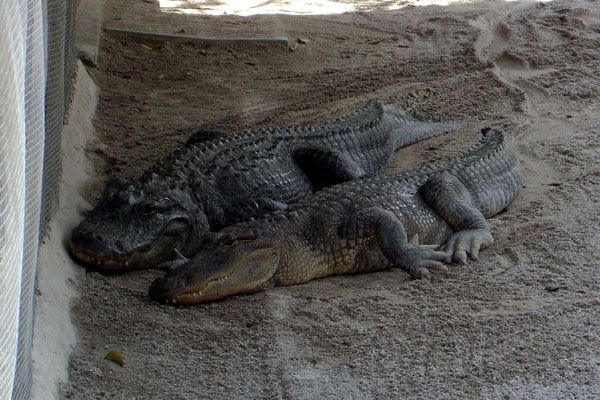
{"left": 448, "top": 128, "right": 523, "bottom": 218}
{"left": 382, "top": 104, "right": 463, "bottom": 150}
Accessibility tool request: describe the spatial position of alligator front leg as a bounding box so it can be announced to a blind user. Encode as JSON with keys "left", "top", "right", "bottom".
{"left": 420, "top": 171, "right": 494, "bottom": 264}
{"left": 293, "top": 146, "right": 365, "bottom": 190}
{"left": 340, "top": 207, "right": 450, "bottom": 279}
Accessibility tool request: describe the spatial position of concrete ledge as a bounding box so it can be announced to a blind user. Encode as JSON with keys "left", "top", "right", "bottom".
{"left": 104, "top": 27, "right": 289, "bottom": 46}
{"left": 31, "top": 61, "right": 98, "bottom": 400}
{"left": 75, "top": 0, "right": 103, "bottom": 65}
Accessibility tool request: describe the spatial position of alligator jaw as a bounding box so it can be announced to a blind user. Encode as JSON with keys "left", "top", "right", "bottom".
{"left": 149, "top": 247, "right": 280, "bottom": 305}
{"left": 158, "top": 272, "right": 236, "bottom": 305}
{"left": 149, "top": 258, "right": 245, "bottom": 305}
{"left": 69, "top": 219, "right": 190, "bottom": 271}
{"left": 69, "top": 236, "right": 182, "bottom": 271}
{"left": 69, "top": 242, "right": 133, "bottom": 270}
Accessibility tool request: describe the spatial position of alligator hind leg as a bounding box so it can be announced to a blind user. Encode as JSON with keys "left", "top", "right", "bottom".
{"left": 293, "top": 146, "right": 365, "bottom": 190}
{"left": 339, "top": 207, "right": 450, "bottom": 278}
{"left": 420, "top": 171, "right": 494, "bottom": 264}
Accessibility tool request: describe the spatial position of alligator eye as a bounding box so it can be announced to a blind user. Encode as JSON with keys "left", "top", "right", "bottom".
{"left": 220, "top": 235, "right": 237, "bottom": 247}
{"left": 102, "top": 178, "right": 128, "bottom": 200}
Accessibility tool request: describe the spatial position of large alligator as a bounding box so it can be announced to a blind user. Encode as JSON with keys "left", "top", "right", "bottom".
{"left": 69, "top": 101, "right": 460, "bottom": 271}
{"left": 149, "top": 128, "right": 522, "bottom": 304}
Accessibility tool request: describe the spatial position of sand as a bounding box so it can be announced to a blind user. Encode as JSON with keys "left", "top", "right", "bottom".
{"left": 32, "top": 61, "right": 95, "bottom": 400}
{"left": 62, "top": 0, "right": 600, "bottom": 398}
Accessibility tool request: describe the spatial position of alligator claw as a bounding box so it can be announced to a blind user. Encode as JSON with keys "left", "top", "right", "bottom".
{"left": 401, "top": 246, "right": 451, "bottom": 279}
{"left": 419, "top": 244, "right": 441, "bottom": 250}
{"left": 442, "top": 229, "right": 493, "bottom": 265}
{"left": 410, "top": 233, "right": 440, "bottom": 250}
{"left": 409, "top": 260, "right": 449, "bottom": 280}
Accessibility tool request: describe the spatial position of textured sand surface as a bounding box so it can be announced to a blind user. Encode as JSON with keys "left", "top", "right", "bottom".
{"left": 62, "top": 0, "right": 600, "bottom": 398}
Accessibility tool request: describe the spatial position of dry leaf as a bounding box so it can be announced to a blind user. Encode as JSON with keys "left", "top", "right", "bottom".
{"left": 358, "top": 37, "right": 383, "bottom": 45}
{"left": 104, "top": 350, "right": 125, "bottom": 367}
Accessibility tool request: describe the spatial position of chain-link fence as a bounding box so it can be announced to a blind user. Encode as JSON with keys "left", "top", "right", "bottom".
{"left": 0, "top": 0, "right": 77, "bottom": 398}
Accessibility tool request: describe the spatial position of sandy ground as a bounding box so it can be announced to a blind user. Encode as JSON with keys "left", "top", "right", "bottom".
{"left": 62, "top": 0, "right": 600, "bottom": 398}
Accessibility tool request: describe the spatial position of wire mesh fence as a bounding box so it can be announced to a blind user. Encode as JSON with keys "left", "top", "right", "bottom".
{"left": 0, "top": 2, "right": 27, "bottom": 398}
{"left": 0, "top": 0, "right": 77, "bottom": 398}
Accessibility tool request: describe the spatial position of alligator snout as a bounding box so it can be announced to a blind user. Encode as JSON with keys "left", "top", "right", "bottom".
{"left": 70, "top": 228, "right": 112, "bottom": 255}
{"left": 69, "top": 226, "right": 132, "bottom": 270}
{"left": 69, "top": 220, "right": 185, "bottom": 271}
{"left": 149, "top": 276, "right": 184, "bottom": 304}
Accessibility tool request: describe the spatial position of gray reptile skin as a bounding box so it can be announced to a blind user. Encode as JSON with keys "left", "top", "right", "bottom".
{"left": 69, "top": 101, "right": 459, "bottom": 271}
{"left": 149, "top": 129, "right": 522, "bottom": 304}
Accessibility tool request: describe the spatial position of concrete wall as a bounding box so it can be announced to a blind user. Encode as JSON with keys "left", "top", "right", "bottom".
{"left": 31, "top": 61, "right": 97, "bottom": 400}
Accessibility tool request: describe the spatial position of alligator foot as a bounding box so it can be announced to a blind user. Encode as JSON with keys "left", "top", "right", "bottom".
{"left": 157, "top": 249, "right": 189, "bottom": 271}
{"left": 397, "top": 244, "right": 451, "bottom": 279}
{"left": 442, "top": 229, "right": 494, "bottom": 265}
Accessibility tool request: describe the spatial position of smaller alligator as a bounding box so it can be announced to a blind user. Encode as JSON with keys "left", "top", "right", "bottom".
{"left": 149, "top": 128, "right": 522, "bottom": 304}
{"left": 69, "top": 101, "right": 459, "bottom": 271}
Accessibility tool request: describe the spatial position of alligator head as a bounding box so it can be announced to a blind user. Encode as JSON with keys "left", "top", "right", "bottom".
{"left": 69, "top": 174, "right": 209, "bottom": 271}
{"left": 148, "top": 227, "right": 281, "bottom": 304}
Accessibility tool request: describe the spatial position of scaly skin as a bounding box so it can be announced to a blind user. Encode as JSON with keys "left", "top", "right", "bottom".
{"left": 69, "top": 101, "right": 459, "bottom": 271}
{"left": 149, "top": 129, "right": 522, "bottom": 304}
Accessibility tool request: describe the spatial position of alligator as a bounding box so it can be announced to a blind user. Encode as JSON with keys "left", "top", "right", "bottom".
{"left": 149, "top": 128, "right": 522, "bottom": 304}
{"left": 69, "top": 101, "right": 460, "bottom": 271}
